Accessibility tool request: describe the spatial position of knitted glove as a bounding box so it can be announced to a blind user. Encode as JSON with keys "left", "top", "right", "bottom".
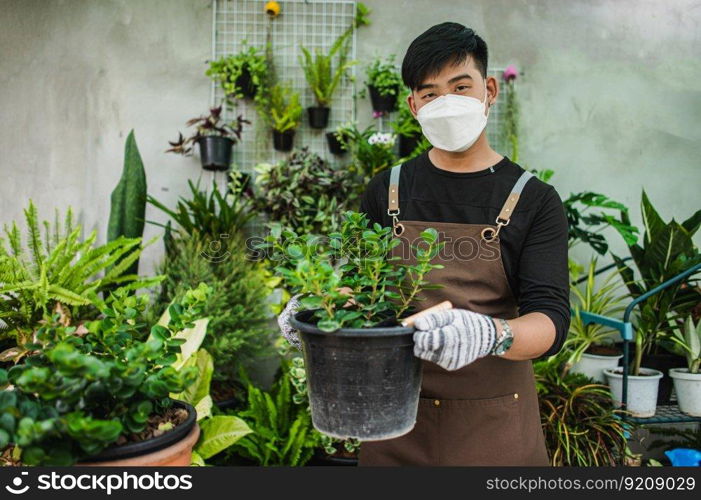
{"left": 413, "top": 309, "right": 498, "bottom": 371}
{"left": 277, "top": 293, "right": 303, "bottom": 350}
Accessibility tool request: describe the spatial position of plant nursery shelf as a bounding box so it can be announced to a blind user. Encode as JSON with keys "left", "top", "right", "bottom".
{"left": 628, "top": 405, "right": 701, "bottom": 425}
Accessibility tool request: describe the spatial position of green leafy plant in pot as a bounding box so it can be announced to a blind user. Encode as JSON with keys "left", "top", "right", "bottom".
{"left": 364, "top": 54, "right": 403, "bottom": 114}
{"left": 565, "top": 257, "right": 627, "bottom": 383}
{"left": 259, "top": 211, "right": 444, "bottom": 440}
{"left": 0, "top": 284, "right": 211, "bottom": 465}
{"left": 206, "top": 42, "right": 268, "bottom": 100}
{"left": 266, "top": 83, "right": 303, "bottom": 152}
{"left": 666, "top": 316, "right": 701, "bottom": 416}
{"left": 604, "top": 191, "right": 701, "bottom": 415}
{"left": 166, "top": 105, "right": 249, "bottom": 171}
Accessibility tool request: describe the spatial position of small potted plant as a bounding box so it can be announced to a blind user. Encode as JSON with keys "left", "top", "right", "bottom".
{"left": 166, "top": 105, "right": 249, "bottom": 171}
{"left": 325, "top": 122, "right": 355, "bottom": 155}
{"left": 364, "top": 55, "right": 403, "bottom": 114}
{"left": 260, "top": 211, "right": 444, "bottom": 440}
{"left": 206, "top": 42, "right": 268, "bottom": 100}
{"left": 390, "top": 88, "right": 424, "bottom": 157}
{"left": 667, "top": 316, "right": 701, "bottom": 416}
{"left": 299, "top": 30, "right": 356, "bottom": 129}
{"left": 566, "top": 258, "right": 626, "bottom": 383}
{"left": 267, "top": 83, "right": 303, "bottom": 152}
{"left": 0, "top": 284, "right": 211, "bottom": 466}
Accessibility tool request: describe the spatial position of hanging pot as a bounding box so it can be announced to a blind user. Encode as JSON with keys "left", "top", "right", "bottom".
{"left": 272, "top": 129, "right": 295, "bottom": 152}
{"left": 398, "top": 133, "right": 421, "bottom": 157}
{"left": 79, "top": 401, "right": 199, "bottom": 466}
{"left": 197, "top": 136, "right": 233, "bottom": 171}
{"left": 235, "top": 66, "right": 256, "bottom": 99}
{"left": 290, "top": 309, "right": 421, "bottom": 441}
{"left": 308, "top": 106, "right": 330, "bottom": 129}
{"left": 368, "top": 84, "right": 399, "bottom": 113}
{"left": 326, "top": 132, "right": 347, "bottom": 155}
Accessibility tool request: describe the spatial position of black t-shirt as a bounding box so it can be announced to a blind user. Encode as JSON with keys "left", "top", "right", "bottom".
{"left": 359, "top": 151, "right": 570, "bottom": 357}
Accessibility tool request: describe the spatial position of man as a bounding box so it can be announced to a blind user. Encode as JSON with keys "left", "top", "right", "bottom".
{"left": 280, "top": 22, "right": 569, "bottom": 466}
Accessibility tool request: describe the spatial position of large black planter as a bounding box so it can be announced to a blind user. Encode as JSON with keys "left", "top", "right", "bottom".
{"left": 290, "top": 309, "right": 421, "bottom": 441}
{"left": 398, "top": 133, "right": 421, "bottom": 157}
{"left": 272, "top": 129, "right": 295, "bottom": 152}
{"left": 197, "top": 136, "right": 233, "bottom": 171}
{"left": 235, "top": 67, "right": 256, "bottom": 99}
{"left": 307, "top": 106, "right": 330, "bottom": 129}
{"left": 368, "top": 84, "right": 399, "bottom": 113}
{"left": 326, "top": 132, "right": 347, "bottom": 155}
{"left": 85, "top": 400, "right": 196, "bottom": 463}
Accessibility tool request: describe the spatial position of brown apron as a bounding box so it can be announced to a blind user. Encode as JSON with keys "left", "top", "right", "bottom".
{"left": 358, "top": 163, "right": 550, "bottom": 466}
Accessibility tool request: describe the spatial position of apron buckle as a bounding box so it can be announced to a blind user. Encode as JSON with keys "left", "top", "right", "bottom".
{"left": 481, "top": 217, "right": 509, "bottom": 242}
{"left": 388, "top": 209, "right": 404, "bottom": 236}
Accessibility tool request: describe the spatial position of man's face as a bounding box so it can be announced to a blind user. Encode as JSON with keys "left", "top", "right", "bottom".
{"left": 407, "top": 56, "right": 497, "bottom": 116}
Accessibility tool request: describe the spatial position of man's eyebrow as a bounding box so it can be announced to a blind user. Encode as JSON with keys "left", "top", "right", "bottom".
{"left": 416, "top": 73, "right": 473, "bottom": 91}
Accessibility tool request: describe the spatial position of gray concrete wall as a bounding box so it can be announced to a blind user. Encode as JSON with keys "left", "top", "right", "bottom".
{"left": 1, "top": 0, "right": 699, "bottom": 275}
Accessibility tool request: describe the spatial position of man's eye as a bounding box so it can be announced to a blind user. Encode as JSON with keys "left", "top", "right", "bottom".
{"left": 456, "top": 85, "right": 471, "bottom": 92}
{"left": 422, "top": 93, "right": 435, "bottom": 99}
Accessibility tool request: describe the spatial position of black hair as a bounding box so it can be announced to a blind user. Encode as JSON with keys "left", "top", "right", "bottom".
{"left": 401, "top": 22, "right": 488, "bottom": 90}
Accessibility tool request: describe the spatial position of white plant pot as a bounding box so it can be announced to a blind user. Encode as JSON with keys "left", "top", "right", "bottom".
{"left": 604, "top": 367, "right": 663, "bottom": 417}
{"left": 571, "top": 353, "right": 623, "bottom": 383}
{"left": 669, "top": 368, "right": 701, "bottom": 417}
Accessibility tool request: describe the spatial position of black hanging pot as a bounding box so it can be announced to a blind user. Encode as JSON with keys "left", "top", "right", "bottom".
{"left": 368, "top": 84, "right": 399, "bottom": 113}
{"left": 272, "top": 129, "right": 295, "bottom": 152}
{"left": 398, "top": 133, "right": 421, "bottom": 157}
{"left": 307, "top": 106, "right": 330, "bottom": 129}
{"left": 326, "top": 132, "right": 347, "bottom": 155}
{"left": 235, "top": 66, "right": 256, "bottom": 99}
{"left": 197, "top": 136, "right": 233, "bottom": 171}
{"left": 290, "top": 309, "right": 421, "bottom": 441}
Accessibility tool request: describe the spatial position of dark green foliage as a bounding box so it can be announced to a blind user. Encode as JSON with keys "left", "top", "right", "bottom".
{"left": 107, "top": 130, "right": 147, "bottom": 276}
{"left": 253, "top": 148, "right": 358, "bottom": 235}
{"left": 150, "top": 232, "right": 275, "bottom": 396}
{"left": 260, "top": 211, "right": 444, "bottom": 331}
{"left": 364, "top": 54, "right": 403, "bottom": 97}
{"left": 0, "top": 284, "right": 211, "bottom": 465}
{"left": 612, "top": 191, "right": 701, "bottom": 374}
{"left": 225, "top": 360, "right": 321, "bottom": 466}
{"left": 535, "top": 355, "right": 628, "bottom": 466}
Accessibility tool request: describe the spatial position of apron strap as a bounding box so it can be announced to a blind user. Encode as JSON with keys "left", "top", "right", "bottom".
{"left": 387, "top": 162, "right": 402, "bottom": 215}
{"left": 496, "top": 170, "right": 534, "bottom": 224}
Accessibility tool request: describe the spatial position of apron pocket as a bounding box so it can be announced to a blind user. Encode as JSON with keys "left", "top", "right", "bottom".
{"left": 433, "top": 393, "right": 526, "bottom": 465}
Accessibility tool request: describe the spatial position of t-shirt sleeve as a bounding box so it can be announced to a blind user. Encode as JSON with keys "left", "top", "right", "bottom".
{"left": 359, "top": 170, "right": 390, "bottom": 227}
{"left": 517, "top": 184, "right": 571, "bottom": 358}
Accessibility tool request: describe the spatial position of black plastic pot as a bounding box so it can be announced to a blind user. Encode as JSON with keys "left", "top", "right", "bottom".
{"left": 398, "top": 133, "right": 421, "bottom": 157}
{"left": 368, "top": 84, "right": 399, "bottom": 113}
{"left": 326, "top": 132, "right": 347, "bottom": 155}
{"left": 235, "top": 67, "right": 256, "bottom": 99}
{"left": 272, "top": 129, "right": 295, "bottom": 152}
{"left": 86, "top": 400, "right": 196, "bottom": 462}
{"left": 197, "top": 136, "right": 233, "bottom": 171}
{"left": 290, "top": 309, "right": 421, "bottom": 441}
{"left": 307, "top": 106, "right": 330, "bottom": 129}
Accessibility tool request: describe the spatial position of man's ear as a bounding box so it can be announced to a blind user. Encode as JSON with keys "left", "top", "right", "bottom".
{"left": 486, "top": 76, "right": 499, "bottom": 107}
{"left": 407, "top": 91, "right": 418, "bottom": 117}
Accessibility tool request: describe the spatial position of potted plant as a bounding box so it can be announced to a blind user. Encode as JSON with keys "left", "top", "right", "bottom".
{"left": 260, "top": 211, "right": 444, "bottom": 440}
{"left": 390, "top": 88, "right": 424, "bottom": 157}
{"left": 206, "top": 42, "right": 268, "bottom": 100}
{"left": 267, "top": 83, "right": 302, "bottom": 152}
{"left": 667, "top": 316, "right": 701, "bottom": 416}
{"left": 166, "top": 105, "right": 249, "bottom": 171}
{"left": 299, "top": 30, "right": 356, "bottom": 129}
{"left": 364, "top": 55, "right": 403, "bottom": 114}
{"left": 326, "top": 122, "right": 354, "bottom": 156}
{"left": 565, "top": 258, "right": 627, "bottom": 383}
{"left": 0, "top": 284, "right": 212, "bottom": 466}
{"left": 604, "top": 192, "right": 701, "bottom": 415}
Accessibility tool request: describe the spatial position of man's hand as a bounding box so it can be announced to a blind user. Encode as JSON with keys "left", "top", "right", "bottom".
{"left": 413, "top": 309, "right": 498, "bottom": 371}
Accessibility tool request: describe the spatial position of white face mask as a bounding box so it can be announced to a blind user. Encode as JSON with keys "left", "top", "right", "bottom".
{"left": 416, "top": 89, "right": 490, "bottom": 153}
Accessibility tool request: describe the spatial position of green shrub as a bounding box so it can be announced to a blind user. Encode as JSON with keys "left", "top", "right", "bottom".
{"left": 0, "top": 284, "right": 211, "bottom": 465}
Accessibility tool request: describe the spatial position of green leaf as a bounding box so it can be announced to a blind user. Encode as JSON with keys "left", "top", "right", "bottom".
{"left": 197, "top": 416, "right": 253, "bottom": 460}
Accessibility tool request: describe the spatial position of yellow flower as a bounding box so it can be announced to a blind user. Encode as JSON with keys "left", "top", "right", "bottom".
{"left": 265, "top": 1, "right": 280, "bottom": 17}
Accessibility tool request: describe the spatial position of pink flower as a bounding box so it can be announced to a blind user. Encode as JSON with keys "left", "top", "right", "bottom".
{"left": 372, "top": 110, "right": 385, "bottom": 119}
{"left": 503, "top": 65, "right": 518, "bottom": 82}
